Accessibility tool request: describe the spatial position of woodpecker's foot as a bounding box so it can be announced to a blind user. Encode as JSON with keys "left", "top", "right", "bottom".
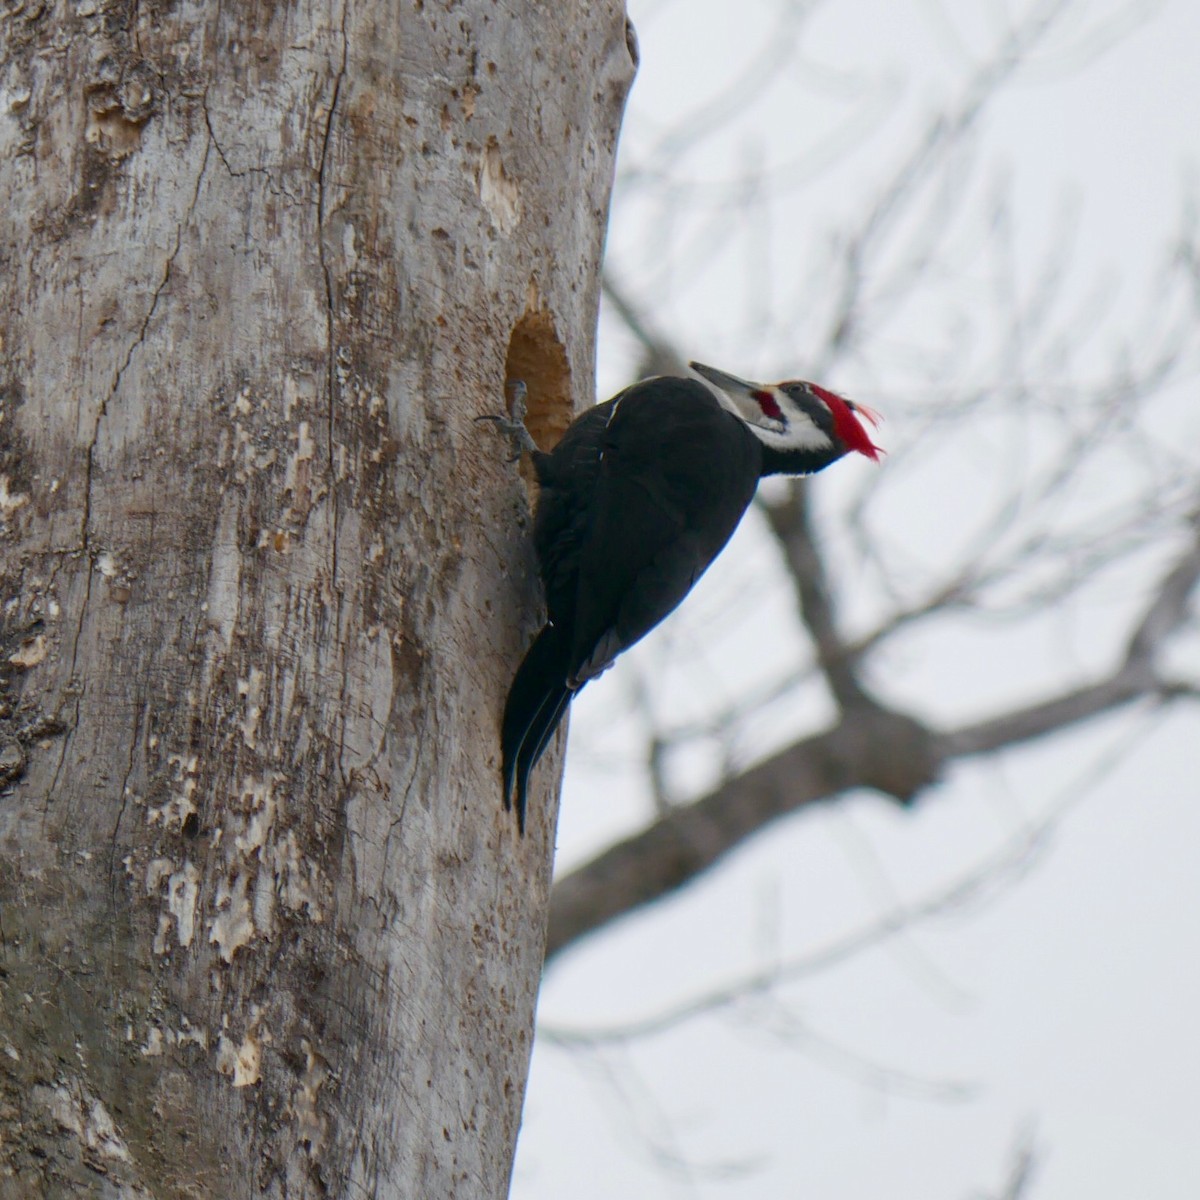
{"left": 476, "top": 379, "right": 537, "bottom": 462}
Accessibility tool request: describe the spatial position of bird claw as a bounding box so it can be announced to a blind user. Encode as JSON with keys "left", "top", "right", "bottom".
{"left": 506, "top": 378, "right": 529, "bottom": 423}
{"left": 477, "top": 379, "right": 538, "bottom": 461}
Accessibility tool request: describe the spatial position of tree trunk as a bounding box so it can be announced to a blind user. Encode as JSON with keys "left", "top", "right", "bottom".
{"left": 0, "top": 3, "right": 634, "bottom": 1195}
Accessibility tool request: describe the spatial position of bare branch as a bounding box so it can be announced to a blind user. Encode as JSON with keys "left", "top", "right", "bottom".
{"left": 760, "top": 481, "right": 871, "bottom": 709}
{"left": 601, "top": 271, "right": 685, "bottom": 380}
{"left": 967, "top": 1123, "right": 1040, "bottom": 1200}
{"left": 946, "top": 507, "right": 1200, "bottom": 757}
{"left": 1124, "top": 507, "right": 1200, "bottom": 671}
{"left": 548, "top": 514, "right": 1200, "bottom": 960}
{"left": 643, "top": 2, "right": 812, "bottom": 170}
{"left": 546, "top": 814, "right": 1046, "bottom": 1032}
{"left": 547, "top": 707, "right": 944, "bottom": 960}
{"left": 941, "top": 672, "right": 1152, "bottom": 759}
{"left": 810, "top": 0, "right": 1075, "bottom": 373}
{"left": 567, "top": 0, "right": 1200, "bottom": 999}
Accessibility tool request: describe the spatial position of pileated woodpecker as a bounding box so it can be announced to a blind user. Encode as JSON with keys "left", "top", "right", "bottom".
{"left": 482, "top": 363, "right": 882, "bottom": 831}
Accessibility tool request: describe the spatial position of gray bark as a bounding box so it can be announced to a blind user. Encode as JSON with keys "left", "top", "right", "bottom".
{"left": 0, "top": 2, "right": 634, "bottom": 1196}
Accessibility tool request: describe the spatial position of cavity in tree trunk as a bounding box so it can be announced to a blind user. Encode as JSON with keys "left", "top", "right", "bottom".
{"left": 0, "top": 3, "right": 635, "bottom": 1195}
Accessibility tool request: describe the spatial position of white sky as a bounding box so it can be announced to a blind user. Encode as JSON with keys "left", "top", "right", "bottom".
{"left": 513, "top": 2, "right": 1200, "bottom": 1197}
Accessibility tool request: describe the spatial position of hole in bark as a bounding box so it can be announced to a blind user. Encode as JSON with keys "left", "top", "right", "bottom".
{"left": 504, "top": 307, "right": 571, "bottom": 452}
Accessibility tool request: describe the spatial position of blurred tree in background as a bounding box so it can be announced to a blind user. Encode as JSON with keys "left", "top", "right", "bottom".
{"left": 518, "top": 1, "right": 1200, "bottom": 1196}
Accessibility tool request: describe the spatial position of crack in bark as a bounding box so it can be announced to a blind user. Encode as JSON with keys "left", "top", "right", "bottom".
{"left": 50, "top": 137, "right": 213, "bottom": 808}
{"left": 202, "top": 91, "right": 303, "bottom": 204}
{"left": 318, "top": 6, "right": 351, "bottom": 801}
{"left": 81, "top": 133, "right": 213, "bottom": 554}
{"left": 381, "top": 734, "right": 427, "bottom": 887}
{"left": 106, "top": 693, "right": 145, "bottom": 921}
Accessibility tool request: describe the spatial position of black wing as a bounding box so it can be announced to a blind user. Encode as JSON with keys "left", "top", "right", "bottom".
{"left": 561, "top": 378, "right": 762, "bottom": 683}
{"left": 531, "top": 392, "right": 623, "bottom": 628}
{"left": 500, "top": 377, "right": 761, "bottom": 828}
{"left": 497, "top": 395, "right": 625, "bottom": 829}
{"left": 499, "top": 624, "right": 571, "bottom": 833}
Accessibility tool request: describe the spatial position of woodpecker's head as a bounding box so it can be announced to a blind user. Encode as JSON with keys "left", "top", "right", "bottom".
{"left": 689, "top": 361, "right": 883, "bottom": 468}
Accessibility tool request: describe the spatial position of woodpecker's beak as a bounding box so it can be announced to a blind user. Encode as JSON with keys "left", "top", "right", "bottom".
{"left": 688, "top": 362, "right": 763, "bottom": 401}
{"left": 688, "top": 361, "right": 781, "bottom": 429}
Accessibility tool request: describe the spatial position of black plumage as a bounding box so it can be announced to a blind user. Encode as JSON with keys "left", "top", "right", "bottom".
{"left": 488, "top": 366, "right": 882, "bottom": 831}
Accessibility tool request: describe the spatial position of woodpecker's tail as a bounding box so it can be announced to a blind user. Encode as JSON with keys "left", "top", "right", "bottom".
{"left": 501, "top": 624, "right": 573, "bottom": 833}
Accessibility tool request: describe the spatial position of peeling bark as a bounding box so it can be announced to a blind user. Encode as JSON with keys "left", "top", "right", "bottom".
{"left": 0, "top": 2, "right": 635, "bottom": 1195}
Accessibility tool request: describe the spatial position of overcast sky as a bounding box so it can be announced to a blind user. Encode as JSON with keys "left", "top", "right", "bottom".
{"left": 513, "top": 2, "right": 1200, "bottom": 1197}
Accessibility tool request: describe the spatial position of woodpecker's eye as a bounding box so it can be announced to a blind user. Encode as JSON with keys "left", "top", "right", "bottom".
{"left": 752, "top": 389, "right": 784, "bottom": 422}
